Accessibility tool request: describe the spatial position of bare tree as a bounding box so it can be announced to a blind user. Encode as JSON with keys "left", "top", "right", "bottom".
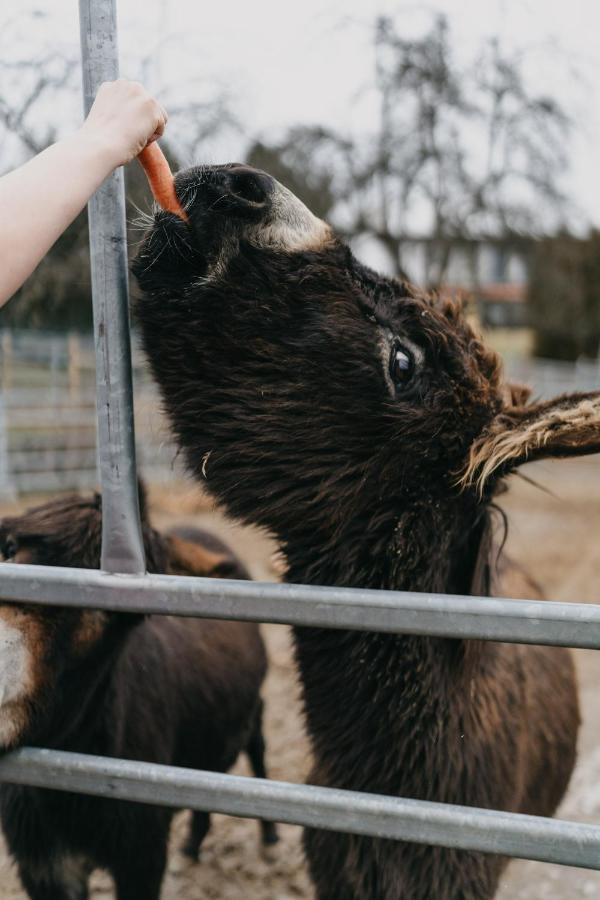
{"left": 250, "top": 15, "right": 571, "bottom": 286}
{"left": 364, "top": 16, "right": 570, "bottom": 283}
{"left": 0, "top": 39, "right": 79, "bottom": 163}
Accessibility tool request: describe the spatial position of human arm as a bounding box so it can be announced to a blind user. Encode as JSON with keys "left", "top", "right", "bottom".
{"left": 0, "top": 79, "right": 167, "bottom": 307}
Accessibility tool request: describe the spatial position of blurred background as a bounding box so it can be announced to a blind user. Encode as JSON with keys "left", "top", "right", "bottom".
{"left": 0, "top": 3, "right": 599, "bottom": 898}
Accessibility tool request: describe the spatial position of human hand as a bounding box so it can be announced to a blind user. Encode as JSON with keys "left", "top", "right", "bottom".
{"left": 80, "top": 79, "right": 168, "bottom": 168}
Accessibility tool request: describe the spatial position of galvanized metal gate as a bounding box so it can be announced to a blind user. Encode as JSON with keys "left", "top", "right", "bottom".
{"left": 1, "top": 0, "right": 600, "bottom": 877}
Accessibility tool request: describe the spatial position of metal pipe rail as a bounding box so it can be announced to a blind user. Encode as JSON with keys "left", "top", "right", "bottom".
{"left": 0, "top": 749, "right": 599, "bottom": 871}
{"left": 2, "top": 563, "right": 600, "bottom": 648}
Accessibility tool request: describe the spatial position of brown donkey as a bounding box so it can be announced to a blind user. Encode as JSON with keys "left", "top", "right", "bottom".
{"left": 133, "top": 164, "right": 598, "bottom": 899}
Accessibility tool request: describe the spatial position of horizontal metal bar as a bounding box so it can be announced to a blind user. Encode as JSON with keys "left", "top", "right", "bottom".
{"left": 1, "top": 564, "right": 600, "bottom": 647}
{"left": 0, "top": 748, "right": 598, "bottom": 870}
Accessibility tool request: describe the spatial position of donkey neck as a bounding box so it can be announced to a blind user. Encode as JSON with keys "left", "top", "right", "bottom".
{"left": 286, "top": 496, "right": 491, "bottom": 793}
{"left": 30, "top": 620, "right": 140, "bottom": 752}
{"left": 284, "top": 493, "right": 488, "bottom": 594}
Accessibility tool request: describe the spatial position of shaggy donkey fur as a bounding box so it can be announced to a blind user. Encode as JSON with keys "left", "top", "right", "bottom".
{"left": 0, "top": 490, "right": 277, "bottom": 900}
{"left": 132, "top": 163, "right": 599, "bottom": 899}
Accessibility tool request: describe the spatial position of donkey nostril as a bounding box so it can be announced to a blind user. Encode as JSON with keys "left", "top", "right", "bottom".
{"left": 199, "top": 164, "right": 275, "bottom": 215}
{"left": 227, "top": 168, "right": 272, "bottom": 206}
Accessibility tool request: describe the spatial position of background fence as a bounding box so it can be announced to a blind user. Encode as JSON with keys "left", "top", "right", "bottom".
{"left": 1, "top": 328, "right": 599, "bottom": 499}
{"left": 0, "top": 329, "right": 182, "bottom": 498}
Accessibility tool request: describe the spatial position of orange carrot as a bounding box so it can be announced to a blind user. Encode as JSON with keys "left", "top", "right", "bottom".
{"left": 137, "top": 142, "right": 188, "bottom": 221}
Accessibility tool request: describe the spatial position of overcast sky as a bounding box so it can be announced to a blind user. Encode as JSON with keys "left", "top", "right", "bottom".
{"left": 3, "top": 0, "right": 600, "bottom": 226}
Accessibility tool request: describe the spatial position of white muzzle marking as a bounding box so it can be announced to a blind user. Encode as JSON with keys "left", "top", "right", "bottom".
{"left": 250, "top": 181, "right": 332, "bottom": 252}
{"left": 0, "top": 619, "right": 30, "bottom": 747}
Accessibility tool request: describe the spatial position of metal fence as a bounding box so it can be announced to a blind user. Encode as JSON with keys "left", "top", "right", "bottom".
{"left": 0, "top": 0, "right": 600, "bottom": 883}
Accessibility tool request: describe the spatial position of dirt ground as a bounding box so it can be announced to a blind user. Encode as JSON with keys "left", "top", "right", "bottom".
{"left": 0, "top": 456, "right": 598, "bottom": 899}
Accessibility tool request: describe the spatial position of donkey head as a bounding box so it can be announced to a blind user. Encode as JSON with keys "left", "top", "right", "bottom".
{"left": 133, "top": 165, "right": 600, "bottom": 568}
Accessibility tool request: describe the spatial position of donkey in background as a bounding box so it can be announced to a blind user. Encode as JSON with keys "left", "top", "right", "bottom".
{"left": 0, "top": 488, "right": 277, "bottom": 900}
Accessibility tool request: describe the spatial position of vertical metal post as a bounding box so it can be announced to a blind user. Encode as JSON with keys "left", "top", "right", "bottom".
{"left": 79, "top": 0, "right": 145, "bottom": 574}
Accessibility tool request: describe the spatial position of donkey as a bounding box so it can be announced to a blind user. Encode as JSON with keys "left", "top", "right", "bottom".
{"left": 0, "top": 489, "right": 277, "bottom": 900}
{"left": 132, "top": 163, "right": 598, "bottom": 899}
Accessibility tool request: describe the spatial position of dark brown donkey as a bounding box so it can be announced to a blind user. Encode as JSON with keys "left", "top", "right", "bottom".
{"left": 133, "top": 163, "right": 598, "bottom": 899}
{"left": 0, "top": 489, "right": 277, "bottom": 900}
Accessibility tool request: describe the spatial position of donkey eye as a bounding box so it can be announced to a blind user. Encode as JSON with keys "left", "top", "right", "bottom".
{"left": 389, "top": 343, "right": 414, "bottom": 388}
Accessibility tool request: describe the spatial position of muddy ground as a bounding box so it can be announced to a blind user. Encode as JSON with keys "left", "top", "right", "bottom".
{"left": 0, "top": 456, "right": 598, "bottom": 899}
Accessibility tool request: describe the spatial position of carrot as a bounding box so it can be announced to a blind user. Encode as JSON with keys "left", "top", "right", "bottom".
{"left": 137, "top": 142, "right": 188, "bottom": 221}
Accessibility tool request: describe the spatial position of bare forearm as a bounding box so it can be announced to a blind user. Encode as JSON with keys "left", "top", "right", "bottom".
{"left": 0, "top": 79, "right": 167, "bottom": 309}
{"left": 0, "top": 133, "right": 118, "bottom": 307}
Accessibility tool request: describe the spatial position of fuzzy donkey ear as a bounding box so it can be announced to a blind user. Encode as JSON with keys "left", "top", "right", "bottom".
{"left": 461, "top": 391, "right": 600, "bottom": 495}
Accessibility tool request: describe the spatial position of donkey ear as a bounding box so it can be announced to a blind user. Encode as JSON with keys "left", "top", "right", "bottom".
{"left": 461, "top": 391, "right": 600, "bottom": 494}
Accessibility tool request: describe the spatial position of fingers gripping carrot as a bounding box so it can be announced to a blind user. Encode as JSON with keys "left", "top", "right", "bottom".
{"left": 138, "top": 142, "right": 188, "bottom": 221}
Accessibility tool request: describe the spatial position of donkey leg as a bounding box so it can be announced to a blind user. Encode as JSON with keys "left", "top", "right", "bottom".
{"left": 246, "top": 698, "right": 279, "bottom": 846}
{"left": 181, "top": 810, "right": 211, "bottom": 861}
{"left": 113, "top": 850, "right": 166, "bottom": 900}
{"left": 112, "top": 817, "right": 168, "bottom": 900}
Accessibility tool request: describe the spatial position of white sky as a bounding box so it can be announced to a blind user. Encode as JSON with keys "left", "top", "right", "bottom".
{"left": 2, "top": 0, "right": 600, "bottom": 226}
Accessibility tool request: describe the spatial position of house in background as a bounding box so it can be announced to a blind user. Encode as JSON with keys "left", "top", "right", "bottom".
{"left": 401, "top": 237, "right": 531, "bottom": 328}
{"left": 474, "top": 243, "right": 530, "bottom": 328}
{"left": 477, "top": 282, "right": 528, "bottom": 328}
